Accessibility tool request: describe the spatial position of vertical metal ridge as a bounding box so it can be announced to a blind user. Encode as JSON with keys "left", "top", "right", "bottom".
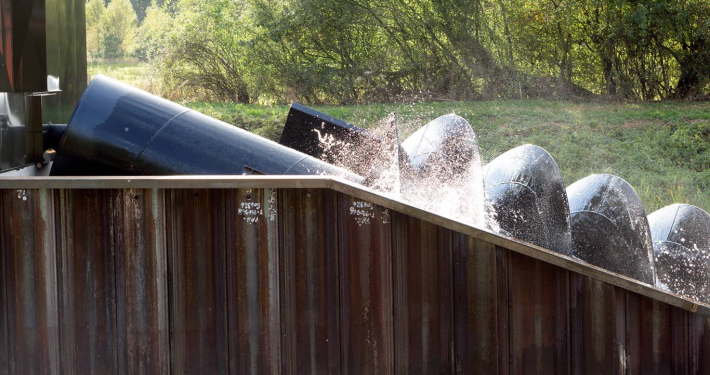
{"left": 0, "top": 184, "right": 10, "bottom": 374}
{"left": 447, "top": 229, "right": 455, "bottom": 375}
{"left": 334, "top": 189, "right": 345, "bottom": 375}
{"left": 112, "top": 190, "right": 122, "bottom": 375}
{"left": 276, "top": 188, "right": 288, "bottom": 375}
{"left": 164, "top": 188, "right": 175, "bottom": 375}
{"left": 219, "top": 188, "right": 229, "bottom": 375}
{"left": 156, "top": 188, "right": 170, "bottom": 374}
{"left": 389, "top": 211, "right": 399, "bottom": 373}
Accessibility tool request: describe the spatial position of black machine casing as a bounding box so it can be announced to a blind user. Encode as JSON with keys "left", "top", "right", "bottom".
{"left": 0, "top": 0, "right": 87, "bottom": 172}
{"left": 567, "top": 174, "right": 656, "bottom": 284}
{"left": 50, "top": 76, "right": 361, "bottom": 183}
{"left": 484, "top": 144, "right": 572, "bottom": 255}
{"left": 279, "top": 103, "right": 370, "bottom": 163}
{"left": 648, "top": 204, "right": 710, "bottom": 302}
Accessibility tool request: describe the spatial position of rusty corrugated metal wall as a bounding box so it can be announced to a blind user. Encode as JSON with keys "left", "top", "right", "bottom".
{"left": 0, "top": 183, "right": 708, "bottom": 374}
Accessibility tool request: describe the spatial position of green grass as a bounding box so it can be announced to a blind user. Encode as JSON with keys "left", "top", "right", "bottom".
{"left": 88, "top": 60, "right": 150, "bottom": 88}
{"left": 186, "top": 100, "right": 710, "bottom": 213}
{"left": 89, "top": 62, "right": 709, "bottom": 213}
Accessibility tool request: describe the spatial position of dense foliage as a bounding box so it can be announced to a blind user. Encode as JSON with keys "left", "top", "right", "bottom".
{"left": 88, "top": 0, "right": 709, "bottom": 103}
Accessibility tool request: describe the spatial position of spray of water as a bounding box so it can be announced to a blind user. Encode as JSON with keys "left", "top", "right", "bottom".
{"left": 362, "top": 114, "right": 402, "bottom": 196}
{"left": 313, "top": 112, "right": 709, "bottom": 298}
{"left": 649, "top": 204, "right": 710, "bottom": 302}
{"left": 314, "top": 113, "right": 486, "bottom": 227}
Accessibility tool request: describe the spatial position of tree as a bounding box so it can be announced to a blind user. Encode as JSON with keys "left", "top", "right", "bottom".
{"left": 664, "top": 0, "right": 710, "bottom": 98}
{"left": 136, "top": 1, "right": 172, "bottom": 60}
{"left": 154, "top": 0, "right": 257, "bottom": 102}
{"left": 130, "top": 0, "right": 152, "bottom": 23}
{"left": 139, "top": 0, "right": 709, "bottom": 102}
{"left": 86, "top": 0, "right": 105, "bottom": 58}
{"left": 100, "top": 0, "right": 139, "bottom": 58}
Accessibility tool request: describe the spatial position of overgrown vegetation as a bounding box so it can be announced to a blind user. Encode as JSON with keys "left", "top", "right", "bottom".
{"left": 87, "top": 0, "right": 138, "bottom": 59}
{"left": 89, "top": 0, "right": 710, "bottom": 103}
{"left": 87, "top": 61, "right": 149, "bottom": 87}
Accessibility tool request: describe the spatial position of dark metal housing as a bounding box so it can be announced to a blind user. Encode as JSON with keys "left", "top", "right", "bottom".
{"left": 484, "top": 144, "right": 572, "bottom": 255}
{"left": 400, "top": 114, "right": 485, "bottom": 225}
{"left": 649, "top": 204, "right": 710, "bottom": 303}
{"left": 279, "top": 103, "right": 371, "bottom": 162}
{"left": 0, "top": 0, "right": 48, "bottom": 92}
{"left": 567, "top": 174, "right": 656, "bottom": 284}
{"left": 0, "top": 0, "right": 87, "bottom": 172}
{"left": 50, "top": 76, "right": 361, "bottom": 183}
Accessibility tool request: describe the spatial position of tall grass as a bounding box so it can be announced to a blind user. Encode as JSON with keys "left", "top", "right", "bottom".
{"left": 88, "top": 60, "right": 150, "bottom": 89}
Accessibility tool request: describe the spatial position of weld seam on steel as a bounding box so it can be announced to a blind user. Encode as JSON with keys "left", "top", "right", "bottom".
{"left": 665, "top": 206, "right": 681, "bottom": 242}
{"left": 569, "top": 210, "right": 616, "bottom": 226}
{"left": 655, "top": 240, "right": 695, "bottom": 252}
{"left": 128, "top": 109, "right": 192, "bottom": 172}
{"left": 486, "top": 181, "right": 539, "bottom": 198}
{"left": 283, "top": 155, "right": 311, "bottom": 174}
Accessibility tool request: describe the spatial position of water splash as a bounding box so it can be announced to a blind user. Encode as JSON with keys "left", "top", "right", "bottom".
{"left": 362, "top": 114, "right": 402, "bottom": 197}
{"left": 648, "top": 204, "right": 710, "bottom": 303}
{"left": 483, "top": 144, "right": 572, "bottom": 255}
{"left": 567, "top": 174, "right": 656, "bottom": 284}
{"left": 399, "top": 114, "right": 485, "bottom": 226}
{"left": 311, "top": 111, "right": 710, "bottom": 300}
{"left": 315, "top": 113, "right": 486, "bottom": 227}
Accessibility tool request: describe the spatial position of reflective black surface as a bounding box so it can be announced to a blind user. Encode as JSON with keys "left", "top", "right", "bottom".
{"left": 42, "top": 122, "right": 66, "bottom": 151}
{"left": 648, "top": 204, "right": 710, "bottom": 302}
{"left": 51, "top": 76, "right": 362, "bottom": 183}
{"left": 0, "top": 0, "right": 86, "bottom": 172}
{"left": 484, "top": 144, "right": 572, "bottom": 255}
{"left": 279, "top": 103, "right": 371, "bottom": 162}
{"left": 400, "top": 114, "right": 485, "bottom": 225}
{"left": 0, "top": 93, "right": 27, "bottom": 169}
{"left": 567, "top": 174, "right": 655, "bottom": 284}
{"left": 401, "top": 114, "right": 481, "bottom": 179}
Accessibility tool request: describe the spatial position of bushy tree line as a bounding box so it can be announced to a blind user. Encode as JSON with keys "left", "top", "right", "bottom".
{"left": 87, "top": 0, "right": 136, "bottom": 59}
{"left": 90, "top": 0, "right": 710, "bottom": 103}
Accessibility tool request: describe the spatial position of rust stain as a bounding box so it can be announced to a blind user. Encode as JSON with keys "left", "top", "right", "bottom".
{"left": 1, "top": 189, "right": 60, "bottom": 375}
{"left": 392, "top": 213, "right": 453, "bottom": 374}
{"left": 226, "top": 188, "right": 281, "bottom": 375}
{"left": 115, "top": 188, "right": 169, "bottom": 374}
{"left": 279, "top": 188, "right": 340, "bottom": 374}
{"left": 57, "top": 189, "right": 118, "bottom": 374}
{"left": 0, "top": 186, "right": 707, "bottom": 374}
{"left": 167, "top": 189, "right": 228, "bottom": 374}
{"left": 337, "top": 193, "right": 393, "bottom": 375}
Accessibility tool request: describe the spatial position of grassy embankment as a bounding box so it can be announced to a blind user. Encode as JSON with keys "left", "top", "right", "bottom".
{"left": 88, "top": 60, "right": 152, "bottom": 88}
{"left": 91, "top": 62, "right": 710, "bottom": 213}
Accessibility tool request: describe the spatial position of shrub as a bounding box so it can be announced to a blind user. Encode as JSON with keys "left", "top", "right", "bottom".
{"left": 135, "top": 2, "right": 172, "bottom": 61}
{"left": 100, "top": 0, "right": 139, "bottom": 58}
{"left": 152, "top": 0, "right": 258, "bottom": 102}
{"left": 87, "top": 0, "right": 139, "bottom": 59}
{"left": 86, "top": 0, "right": 105, "bottom": 58}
